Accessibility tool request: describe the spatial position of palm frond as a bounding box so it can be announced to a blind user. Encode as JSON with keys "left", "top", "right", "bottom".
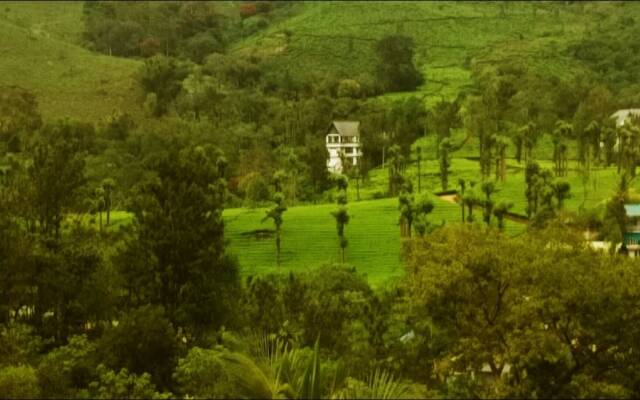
{"left": 297, "top": 339, "right": 322, "bottom": 399}
{"left": 219, "top": 351, "right": 295, "bottom": 399}
{"left": 331, "top": 368, "right": 419, "bottom": 399}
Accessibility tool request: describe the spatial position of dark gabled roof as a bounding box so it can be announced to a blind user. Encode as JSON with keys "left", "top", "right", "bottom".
{"left": 327, "top": 121, "right": 360, "bottom": 137}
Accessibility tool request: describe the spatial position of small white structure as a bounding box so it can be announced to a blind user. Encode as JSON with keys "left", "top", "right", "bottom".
{"left": 611, "top": 109, "right": 640, "bottom": 127}
{"left": 623, "top": 204, "right": 640, "bottom": 257}
{"left": 326, "top": 121, "right": 362, "bottom": 173}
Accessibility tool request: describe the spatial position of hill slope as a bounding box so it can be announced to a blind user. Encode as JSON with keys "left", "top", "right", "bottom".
{"left": 234, "top": 1, "right": 631, "bottom": 105}
{"left": 0, "top": 2, "right": 142, "bottom": 122}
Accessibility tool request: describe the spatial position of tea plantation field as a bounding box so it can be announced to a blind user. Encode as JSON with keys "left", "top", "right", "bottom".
{"left": 224, "top": 196, "right": 524, "bottom": 287}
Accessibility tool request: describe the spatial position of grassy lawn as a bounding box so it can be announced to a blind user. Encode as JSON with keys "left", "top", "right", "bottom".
{"left": 224, "top": 196, "right": 524, "bottom": 287}
{"left": 86, "top": 196, "right": 523, "bottom": 287}
{"left": 356, "top": 129, "right": 640, "bottom": 219}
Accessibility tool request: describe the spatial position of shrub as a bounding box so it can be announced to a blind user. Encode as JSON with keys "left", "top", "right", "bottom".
{"left": 173, "top": 347, "right": 233, "bottom": 398}
{"left": 37, "top": 335, "right": 97, "bottom": 398}
{"left": 0, "top": 323, "right": 43, "bottom": 367}
{"left": 0, "top": 365, "right": 40, "bottom": 399}
{"left": 85, "top": 365, "right": 171, "bottom": 399}
{"left": 98, "top": 306, "right": 178, "bottom": 389}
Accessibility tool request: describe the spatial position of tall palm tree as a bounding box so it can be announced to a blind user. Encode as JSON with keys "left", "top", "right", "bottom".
{"left": 101, "top": 178, "right": 115, "bottom": 226}
{"left": 481, "top": 181, "right": 496, "bottom": 225}
{"left": 263, "top": 171, "right": 288, "bottom": 266}
{"left": 493, "top": 201, "right": 513, "bottom": 231}
{"left": 458, "top": 178, "right": 466, "bottom": 222}
{"left": 552, "top": 181, "right": 571, "bottom": 210}
{"left": 331, "top": 174, "right": 350, "bottom": 263}
{"left": 413, "top": 195, "right": 434, "bottom": 238}
{"left": 553, "top": 121, "right": 573, "bottom": 177}
{"left": 494, "top": 135, "right": 509, "bottom": 182}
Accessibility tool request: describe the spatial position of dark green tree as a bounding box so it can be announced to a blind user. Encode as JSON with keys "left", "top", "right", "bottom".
{"left": 374, "top": 35, "right": 423, "bottom": 92}
{"left": 0, "top": 85, "right": 42, "bottom": 152}
{"left": 525, "top": 161, "right": 541, "bottom": 218}
{"left": 494, "top": 135, "right": 509, "bottom": 182}
{"left": 413, "top": 195, "right": 435, "bottom": 238}
{"left": 552, "top": 180, "right": 571, "bottom": 210}
{"left": 330, "top": 174, "right": 350, "bottom": 263}
{"left": 387, "top": 145, "right": 405, "bottom": 197}
{"left": 481, "top": 181, "right": 496, "bottom": 226}
{"left": 263, "top": 170, "right": 288, "bottom": 266}
{"left": 138, "top": 55, "right": 188, "bottom": 116}
{"left": 27, "top": 121, "right": 88, "bottom": 239}
{"left": 120, "top": 144, "right": 239, "bottom": 333}
{"left": 98, "top": 305, "right": 178, "bottom": 389}
{"left": 439, "top": 138, "right": 452, "bottom": 191}
{"left": 492, "top": 201, "right": 513, "bottom": 231}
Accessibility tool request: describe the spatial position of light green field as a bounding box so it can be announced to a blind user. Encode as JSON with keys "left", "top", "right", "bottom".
{"left": 224, "top": 196, "right": 523, "bottom": 287}
{"left": 76, "top": 195, "right": 523, "bottom": 287}
{"left": 0, "top": 2, "right": 143, "bottom": 122}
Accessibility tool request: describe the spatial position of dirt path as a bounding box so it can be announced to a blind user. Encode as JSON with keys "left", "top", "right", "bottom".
{"left": 435, "top": 192, "right": 528, "bottom": 225}
{"left": 438, "top": 194, "right": 458, "bottom": 203}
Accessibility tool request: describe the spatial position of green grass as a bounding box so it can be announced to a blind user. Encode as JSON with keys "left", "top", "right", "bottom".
{"left": 0, "top": 2, "right": 143, "bottom": 122}
{"left": 1, "top": 1, "right": 84, "bottom": 43}
{"left": 359, "top": 152, "right": 639, "bottom": 219}
{"left": 72, "top": 197, "right": 527, "bottom": 287}
{"left": 224, "top": 196, "right": 523, "bottom": 287}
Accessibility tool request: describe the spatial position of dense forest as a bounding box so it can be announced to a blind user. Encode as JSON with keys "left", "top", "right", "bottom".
{"left": 3, "top": 1, "right": 640, "bottom": 398}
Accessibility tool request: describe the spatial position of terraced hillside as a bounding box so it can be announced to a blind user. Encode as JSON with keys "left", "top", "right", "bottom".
{"left": 0, "top": 2, "right": 143, "bottom": 121}
{"left": 233, "top": 1, "right": 622, "bottom": 105}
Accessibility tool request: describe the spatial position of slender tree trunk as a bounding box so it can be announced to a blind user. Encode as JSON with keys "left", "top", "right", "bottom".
{"left": 501, "top": 148, "right": 506, "bottom": 181}
{"left": 276, "top": 232, "right": 281, "bottom": 266}
{"left": 417, "top": 158, "right": 421, "bottom": 193}
{"left": 292, "top": 175, "right": 296, "bottom": 206}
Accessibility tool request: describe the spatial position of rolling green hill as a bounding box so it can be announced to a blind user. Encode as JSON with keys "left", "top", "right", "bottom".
{"left": 0, "top": 2, "right": 143, "bottom": 122}
{"left": 233, "top": 1, "right": 631, "bottom": 106}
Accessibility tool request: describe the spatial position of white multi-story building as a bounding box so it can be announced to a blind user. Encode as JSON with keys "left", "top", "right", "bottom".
{"left": 326, "top": 121, "right": 362, "bottom": 173}
{"left": 611, "top": 109, "right": 640, "bottom": 127}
